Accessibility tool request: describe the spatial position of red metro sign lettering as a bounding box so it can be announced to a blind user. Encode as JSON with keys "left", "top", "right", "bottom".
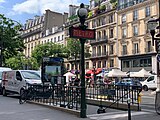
{"left": 69, "top": 27, "right": 95, "bottom": 39}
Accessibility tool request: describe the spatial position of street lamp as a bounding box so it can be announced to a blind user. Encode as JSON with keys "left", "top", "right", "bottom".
{"left": 147, "top": 16, "right": 160, "bottom": 115}
{"left": 77, "top": 3, "right": 88, "bottom": 118}
{"left": 147, "top": 17, "right": 160, "bottom": 91}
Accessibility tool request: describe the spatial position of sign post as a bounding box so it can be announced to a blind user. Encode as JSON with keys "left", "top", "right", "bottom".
{"left": 69, "top": 3, "right": 95, "bottom": 118}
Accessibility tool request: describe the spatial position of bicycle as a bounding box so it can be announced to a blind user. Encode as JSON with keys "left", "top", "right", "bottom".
{"left": 19, "top": 87, "right": 36, "bottom": 104}
{"left": 155, "top": 91, "right": 160, "bottom": 115}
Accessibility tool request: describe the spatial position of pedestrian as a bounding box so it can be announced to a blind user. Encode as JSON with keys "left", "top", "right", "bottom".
{"left": 74, "top": 77, "right": 80, "bottom": 86}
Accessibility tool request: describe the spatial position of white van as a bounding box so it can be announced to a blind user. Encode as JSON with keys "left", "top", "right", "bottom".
{"left": 1, "top": 70, "right": 42, "bottom": 96}
{"left": 0, "top": 67, "right": 12, "bottom": 94}
{"left": 141, "top": 75, "right": 157, "bottom": 91}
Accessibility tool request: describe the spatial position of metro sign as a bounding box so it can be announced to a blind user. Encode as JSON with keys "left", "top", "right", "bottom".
{"left": 69, "top": 27, "right": 95, "bottom": 39}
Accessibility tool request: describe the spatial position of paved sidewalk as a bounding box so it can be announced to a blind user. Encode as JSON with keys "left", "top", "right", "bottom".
{"left": 88, "top": 110, "right": 160, "bottom": 120}
{"left": 1, "top": 94, "right": 160, "bottom": 120}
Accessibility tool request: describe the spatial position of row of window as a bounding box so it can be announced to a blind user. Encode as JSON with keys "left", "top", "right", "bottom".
{"left": 91, "top": 13, "right": 114, "bottom": 28}
{"left": 42, "top": 35, "right": 64, "bottom": 44}
{"left": 24, "top": 16, "right": 45, "bottom": 30}
{"left": 122, "top": 41, "right": 152, "bottom": 55}
{"left": 96, "top": 28, "right": 114, "bottom": 39}
{"left": 26, "top": 36, "right": 64, "bottom": 50}
{"left": 66, "top": 59, "right": 114, "bottom": 70}
{"left": 92, "top": 44, "right": 114, "bottom": 57}
{"left": 122, "top": 6, "right": 150, "bottom": 24}
{"left": 122, "top": 57, "right": 151, "bottom": 68}
{"left": 118, "top": 0, "right": 148, "bottom": 10}
{"left": 24, "top": 33, "right": 64, "bottom": 43}
{"left": 122, "top": 24, "right": 146, "bottom": 38}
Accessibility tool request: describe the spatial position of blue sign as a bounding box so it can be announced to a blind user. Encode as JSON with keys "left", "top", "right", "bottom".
{"left": 50, "top": 57, "right": 63, "bottom": 62}
{"left": 43, "top": 57, "right": 63, "bottom": 62}
{"left": 157, "top": 54, "right": 160, "bottom": 62}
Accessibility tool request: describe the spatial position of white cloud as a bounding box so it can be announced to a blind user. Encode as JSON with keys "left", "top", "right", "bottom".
{"left": 0, "top": 0, "right": 5, "bottom": 3}
{"left": 12, "top": 0, "right": 81, "bottom": 15}
{"left": 12, "top": 0, "right": 39, "bottom": 14}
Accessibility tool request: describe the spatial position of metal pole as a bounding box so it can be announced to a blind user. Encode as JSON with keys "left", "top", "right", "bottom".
{"left": 80, "top": 38, "right": 86, "bottom": 118}
{"left": 157, "top": 0, "right": 160, "bottom": 91}
{"left": 128, "top": 97, "right": 131, "bottom": 120}
{"left": 93, "top": 66, "right": 96, "bottom": 86}
{"left": 156, "top": 0, "right": 160, "bottom": 92}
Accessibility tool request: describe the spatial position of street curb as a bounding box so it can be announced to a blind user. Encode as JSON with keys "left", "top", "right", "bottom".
{"left": 27, "top": 101, "right": 81, "bottom": 117}
{"left": 86, "top": 99, "right": 141, "bottom": 111}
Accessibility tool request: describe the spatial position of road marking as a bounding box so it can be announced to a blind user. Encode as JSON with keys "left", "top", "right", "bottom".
{"left": 142, "top": 109, "right": 156, "bottom": 113}
{"left": 142, "top": 96, "right": 155, "bottom": 99}
{"left": 88, "top": 111, "right": 151, "bottom": 120}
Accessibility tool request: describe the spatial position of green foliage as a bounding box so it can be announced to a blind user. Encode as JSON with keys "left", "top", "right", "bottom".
{"left": 31, "top": 42, "right": 67, "bottom": 67}
{"left": 65, "top": 38, "right": 91, "bottom": 70}
{"left": 88, "top": 11, "right": 93, "bottom": 18}
{"left": 5, "top": 53, "right": 39, "bottom": 70}
{"left": 66, "top": 38, "right": 81, "bottom": 59}
{"left": 99, "top": 5, "right": 106, "bottom": 11}
{"left": 110, "top": 0, "right": 118, "bottom": 8}
{"left": 0, "top": 14, "right": 25, "bottom": 66}
{"left": 5, "top": 57, "right": 21, "bottom": 70}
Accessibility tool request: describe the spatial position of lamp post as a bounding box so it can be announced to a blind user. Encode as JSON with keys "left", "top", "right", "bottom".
{"left": 147, "top": 1, "right": 160, "bottom": 115}
{"left": 147, "top": 17, "right": 160, "bottom": 92}
{"left": 77, "top": 3, "right": 88, "bottom": 118}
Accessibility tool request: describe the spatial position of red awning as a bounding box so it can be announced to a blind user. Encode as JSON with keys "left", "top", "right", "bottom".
{"left": 86, "top": 70, "right": 93, "bottom": 74}
{"left": 86, "top": 68, "right": 102, "bottom": 75}
{"left": 85, "top": 76, "right": 93, "bottom": 79}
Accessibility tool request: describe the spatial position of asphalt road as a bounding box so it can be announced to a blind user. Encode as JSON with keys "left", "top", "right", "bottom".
{"left": 0, "top": 95, "right": 90, "bottom": 120}
{"left": 0, "top": 90, "right": 159, "bottom": 120}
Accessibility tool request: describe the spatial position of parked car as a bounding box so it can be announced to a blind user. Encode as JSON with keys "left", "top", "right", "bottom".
{"left": 141, "top": 75, "right": 157, "bottom": 91}
{"left": 1, "top": 70, "right": 42, "bottom": 96}
{"left": 115, "top": 78, "right": 142, "bottom": 91}
{"left": 0, "top": 67, "right": 12, "bottom": 94}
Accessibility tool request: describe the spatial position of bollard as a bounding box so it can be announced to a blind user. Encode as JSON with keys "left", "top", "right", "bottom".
{"left": 138, "top": 93, "right": 142, "bottom": 104}
{"left": 127, "top": 97, "right": 131, "bottom": 120}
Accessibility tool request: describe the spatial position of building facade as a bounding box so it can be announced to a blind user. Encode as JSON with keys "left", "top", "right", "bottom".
{"left": 64, "top": 0, "right": 118, "bottom": 71}
{"left": 22, "top": 10, "right": 68, "bottom": 57}
{"left": 88, "top": 0, "right": 118, "bottom": 70}
{"left": 117, "top": 0, "right": 159, "bottom": 72}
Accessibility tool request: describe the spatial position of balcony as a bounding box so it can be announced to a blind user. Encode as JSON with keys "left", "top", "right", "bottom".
{"left": 117, "top": 0, "right": 147, "bottom": 10}
{"left": 145, "top": 47, "right": 154, "bottom": 53}
{"left": 121, "top": 51, "right": 128, "bottom": 55}
{"left": 132, "top": 49, "right": 140, "bottom": 54}
{"left": 90, "top": 52, "right": 108, "bottom": 59}
{"left": 109, "top": 51, "right": 114, "bottom": 55}
{"left": 22, "top": 28, "right": 42, "bottom": 38}
{"left": 90, "top": 36, "right": 108, "bottom": 45}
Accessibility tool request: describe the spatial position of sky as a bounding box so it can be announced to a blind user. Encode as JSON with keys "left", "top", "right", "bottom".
{"left": 0, "top": 0, "right": 89, "bottom": 24}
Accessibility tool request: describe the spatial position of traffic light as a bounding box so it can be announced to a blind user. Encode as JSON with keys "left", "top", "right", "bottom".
{"left": 156, "top": 40, "right": 160, "bottom": 54}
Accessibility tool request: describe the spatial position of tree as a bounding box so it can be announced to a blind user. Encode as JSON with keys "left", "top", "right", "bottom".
{"left": 0, "top": 14, "right": 25, "bottom": 66}
{"left": 32, "top": 42, "right": 67, "bottom": 67}
{"left": 66, "top": 38, "right": 81, "bottom": 71}
{"left": 66, "top": 38, "right": 91, "bottom": 71}
{"left": 5, "top": 53, "right": 39, "bottom": 70}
